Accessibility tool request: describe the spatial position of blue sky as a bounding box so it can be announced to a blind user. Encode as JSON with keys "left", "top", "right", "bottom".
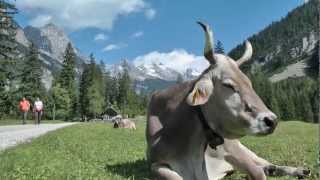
{"left": 14, "top": 0, "right": 304, "bottom": 65}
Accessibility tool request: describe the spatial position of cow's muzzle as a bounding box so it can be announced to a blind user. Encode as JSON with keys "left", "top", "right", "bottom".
{"left": 253, "top": 112, "right": 278, "bottom": 135}
{"left": 263, "top": 115, "right": 278, "bottom": 134}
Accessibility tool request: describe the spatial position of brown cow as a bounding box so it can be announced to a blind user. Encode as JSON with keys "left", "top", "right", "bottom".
{"left": 114, "top": 118, "right": 136, "bottom": 130}
{"left": 146, "top": 22, "right": 310, "bottom": 180}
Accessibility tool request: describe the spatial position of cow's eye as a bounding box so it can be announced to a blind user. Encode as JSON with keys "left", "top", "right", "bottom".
{"left": 244, "top": 102, "right": 253, "bottom": 113}
{"left": 223, "top": 83, "right": 236, "bottom": 92}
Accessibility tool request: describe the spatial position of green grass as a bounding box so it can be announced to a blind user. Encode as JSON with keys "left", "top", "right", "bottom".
{"left": 0, "top": 120, "right": 318, "bottom": 180}
{"left": 0, "top": 119, "right": 65, "bottom": 126}
{"left": 225, "top": 121, "right": 318, "bottom": 180}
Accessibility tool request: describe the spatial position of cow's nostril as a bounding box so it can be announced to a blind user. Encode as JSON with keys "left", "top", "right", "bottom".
{"left": 263, "top": 117, "right": 275, "bottom": 128}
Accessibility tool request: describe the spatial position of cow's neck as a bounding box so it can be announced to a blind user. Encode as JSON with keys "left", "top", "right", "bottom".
{"left": 167, "top": 104, "right": 223, "bottom": 179}
{"left": 195, "top": 105, "right": 224, "bottom": 149}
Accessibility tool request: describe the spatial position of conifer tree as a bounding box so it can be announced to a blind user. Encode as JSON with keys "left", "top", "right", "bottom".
{"left": 0, "top": 0, "right": 17, "bottom": 117}
{"left": 19, "top": 43, "right": 45, "bottom": 102}
{"left": 51, "top": 83, "right": 71, "bottom": 120}
{"left": 304, "top": 44, "right": 318, "bottom": 79}
{"left": 108, "top": 76, "right": 119, "bottom": 105}
{"left": 79, "top": 63, "right": 90, "bottom": 119}
{"left": 89, "top": 56, "right": 105, "bottom": 117}
{"left": 215, "top": 40, "right": 225, "bottom": 54}
{"left": 0, "top": 0, "right": 17, "bottom": 63}
{"left": 87, "top": 80, "right": 105, "bottom": 118}
{"left": 104, "top": 71, "right": 113, "bottom": 105}
{"left": 300, "top": 91, "right": 314, "bottom": 122}
{"left": 57, "top": 43, "right": 77, "bottom": 119}
{"left": 79, "top": 54, "right": 105, "bottom": 119}
{"left": 117, "top": 62, "right": 131, "bottom": 111}
{"left": 270, "top": 94, "right": 280, "bottom": 119}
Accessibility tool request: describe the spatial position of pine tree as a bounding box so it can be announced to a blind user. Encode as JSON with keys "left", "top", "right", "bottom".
{"left": 270, "top": 92, "right": 280, "bottom": 119}
{"left": 87, "top": 81, "right": 105, "bottom": 118}
{"left": 0, "top": 0, "right": 18, "bottom": 118}
{"left": 89, "top": 56, "right": 105, "bottom": 117}
{"left": 108, "top": 76, "right": 119, "bottom": 105}
{"left": 79, "top": 63, "right": 90, "bottom": 120}
{"left": 104, "top": 71, "right": 113, "bottom": 105}
{"left": 79, "top": 54, "right": 105, "bottom": 119}
{"left": 304, "top": 44, "right": 318, "bottom": 79}
{"left": 301, "top": 94, "right": 313, "bottom": 122}
{"left": 99, "top": 60, "right": 106, "bottom": 74}
{"left": 95, "top": 59, "right": 105, "bottom": 93}
{"left": 57, "top": 43, "right": 77, "bottom": 119}
{"left": 126, "top": 89, "right": 139, "bottom": 117}
{"left": 215, "top": 40, "right": 225, "bottom": 54}
{"left": 19, "top": 43, "right": 45, "bottom": 102}
{"left": 51, "top": 83, "right": 71, "bottom": 120}
{"left": 117, "top": 61, "right": 131, "bottom": 111}
{"left": 0, "top": 0, "right": 17, "bottom": 61}
{"left": 0, "top": 70, "right": 8, "bottom": 117}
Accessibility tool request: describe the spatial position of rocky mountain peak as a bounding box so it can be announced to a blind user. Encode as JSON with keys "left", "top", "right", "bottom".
{"left": 15, "top": 27, "right": 30, "bottom": 47}
{"left": 39, "top": 23, "right": 71, "bottom": 61}
{"left": 23, "top": 23, "right": 72, "bottom": 63}
{"left": 23, "top": 26, "right": 51, "bottom": 53}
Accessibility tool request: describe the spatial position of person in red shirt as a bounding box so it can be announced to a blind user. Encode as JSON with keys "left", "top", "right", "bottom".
{"left": 19, "top": 97, "right": 30, "bottom": 124}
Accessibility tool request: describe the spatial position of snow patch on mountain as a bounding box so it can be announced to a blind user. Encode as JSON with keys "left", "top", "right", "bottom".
{"left": 130, "top": 49, "right": 209, "bottom": 81}
{"left": 105, "top": 50, "right": 209, "bottom": 82}
{"left": 133, "top": 49, "right": 208, "bottom": 75}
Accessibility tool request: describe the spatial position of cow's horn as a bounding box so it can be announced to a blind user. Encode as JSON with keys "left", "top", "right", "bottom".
{"left": 236, "top": 40, "right": 253, "bottom": 66}
{"left": 197, "top": 21, "right": 216, "bottom": 64}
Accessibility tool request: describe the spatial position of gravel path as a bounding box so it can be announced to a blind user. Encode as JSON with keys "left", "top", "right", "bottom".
{"left": 0, "top": 123, "right": 77, "bottom": 151}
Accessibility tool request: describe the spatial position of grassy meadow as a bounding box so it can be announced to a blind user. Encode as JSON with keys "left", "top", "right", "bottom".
{"left": 0, "top": 119, "right": 318, "bottom": 180}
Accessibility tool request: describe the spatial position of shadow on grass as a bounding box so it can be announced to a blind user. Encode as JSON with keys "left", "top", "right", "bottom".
{"left": 104, "top": 159, "right": 150, "bottom": 179}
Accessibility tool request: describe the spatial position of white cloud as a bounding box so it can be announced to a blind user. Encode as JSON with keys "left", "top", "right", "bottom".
{"left": 94, "top": 33, "right": 108, "bottom": 41}
{"left": 16, "top": 0, "right": 155, "bottom": 31}
{"left": 103, "top": 43, "right": 127, "bottom": 52}
{"left": 133, "top": 49, "right": 209, "bottom": 74}
{"left": 29, "top": 14, "right": 52, "bottom": 27}
{"left": 145, "top": 9, "right": 156, "bottom": 20}
{"left": 131, "top": 31, "right": 144, "bottom": 38}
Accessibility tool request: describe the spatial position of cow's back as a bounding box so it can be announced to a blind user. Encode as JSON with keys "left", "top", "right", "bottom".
{"left": 120, "top": 119, "right": 136, "bottom": 129}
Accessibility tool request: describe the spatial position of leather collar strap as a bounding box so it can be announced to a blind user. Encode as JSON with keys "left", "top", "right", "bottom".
{"left": 196, "top": 106, "right": 224, "bottom": 149}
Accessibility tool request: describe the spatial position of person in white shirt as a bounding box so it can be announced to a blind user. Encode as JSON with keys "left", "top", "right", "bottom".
{"left": 34, "top": 97, "right": 44, "bottom": 124}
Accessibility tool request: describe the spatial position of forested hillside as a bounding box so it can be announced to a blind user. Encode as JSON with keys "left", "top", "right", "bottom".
{"left": 229, "top": 0, "right": 318, "bottom": 122}
{"left": 229, "top": 0, "right": 318, "bottom": 75}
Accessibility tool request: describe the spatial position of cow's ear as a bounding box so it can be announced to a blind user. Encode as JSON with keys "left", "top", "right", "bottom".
{"left": 187, "top": 79, "right": 213, "bottom": 106}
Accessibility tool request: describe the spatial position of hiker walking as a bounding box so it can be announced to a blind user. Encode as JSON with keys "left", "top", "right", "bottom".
{"left": 34, "top": 97, "right": 44, "bottom": 124}
{"left": 19, "top": 97, "right": 30, "bottom": 124}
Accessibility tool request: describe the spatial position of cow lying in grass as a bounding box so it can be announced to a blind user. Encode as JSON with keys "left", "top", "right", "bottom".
{"left": 146, "top": 22, "right": 310, "bottom": 180}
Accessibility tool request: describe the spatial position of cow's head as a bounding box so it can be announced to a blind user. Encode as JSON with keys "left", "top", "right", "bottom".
{"left": 186, "top": 22, "right": 277, "bottom": 139}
